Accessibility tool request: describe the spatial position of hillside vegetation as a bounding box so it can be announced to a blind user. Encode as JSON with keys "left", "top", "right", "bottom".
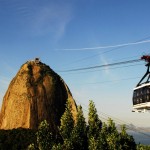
{"left": 1, "top": 100, "right": 149, "bottom": 150}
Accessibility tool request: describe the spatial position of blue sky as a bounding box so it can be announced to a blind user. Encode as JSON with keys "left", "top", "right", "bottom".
{"left": 0, "top": 0, "right": 150, "bottom": 128}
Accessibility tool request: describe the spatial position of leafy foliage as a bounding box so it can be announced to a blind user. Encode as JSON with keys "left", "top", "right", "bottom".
{"left": 59, "top": 100, "right": 74, "bottom": 140}
{"left": 0, "top": 128, "right": 36, "bottom": 150}
{"left": 87, "top": 100, "right": 102, "bottom": 150}
{"left": 36, "top": 120, "right": 55, "bottom": 150}
{"left": 96, "top": 119, "right": 136, "bottom": 150}
{"left": 119, "top": 125, "right": 136, "bottom": 150}
{"left": 56, "top": 99, "right": 74, "bottom": 149}
{"left": 0, "top": 100, "right": 142, "bottom": 150}
{"left": 87, "top": 100, "right": 102, "bottom": 139}
{"left": 137, "top": 144, "right": 150, "bottom": 150}
{"left": 72, "top": 105, "right": 88, "bottom": 150}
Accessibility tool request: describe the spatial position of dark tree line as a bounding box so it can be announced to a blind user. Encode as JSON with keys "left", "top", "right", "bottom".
{"left": 0, "top": 128, "right": 36, "bottom": 150}
{"left": 28, "top": 100, "right": 136, "bottom": 150}
{"left": 0, "top": 100, "right": 149, "bottom": 150}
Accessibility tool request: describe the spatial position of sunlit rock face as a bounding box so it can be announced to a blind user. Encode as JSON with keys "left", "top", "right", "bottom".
{"left": 0, "top": 59, "right": 77, "bottom": 132}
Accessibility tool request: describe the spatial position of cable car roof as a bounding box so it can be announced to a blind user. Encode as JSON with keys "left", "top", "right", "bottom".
{"left": 134, "top": 82, "right": 150, "bottom": 90}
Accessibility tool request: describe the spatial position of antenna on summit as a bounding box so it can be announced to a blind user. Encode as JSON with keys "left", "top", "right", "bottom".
{"left": 34, "top": 58, "right": 40, "bottom": 64}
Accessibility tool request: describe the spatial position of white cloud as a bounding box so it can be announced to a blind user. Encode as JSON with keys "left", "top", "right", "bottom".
{"left": 56, "top": 39, "right": 150, "bottom": 51}
{"left": 1, "top": 1, "right": 73, "bottom": 41}
{"left": 30, "top": 2, "right": 73, "bottom": 41}
{"left": 97, "top": 55, "right": 120, "bottom": 83}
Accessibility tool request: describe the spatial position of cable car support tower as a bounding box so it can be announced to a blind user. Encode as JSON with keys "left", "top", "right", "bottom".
{"left": 132, "top": 55, "right": 150, "bottom": 113}
{"left": 137, "top": 55, "right": 150, "bottom": 86}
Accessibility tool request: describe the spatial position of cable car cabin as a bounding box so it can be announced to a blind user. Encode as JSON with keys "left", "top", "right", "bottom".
{"left": 132, "top": 55, "right": 150, "bottom": 113}
{"left": 132, "top": 83, "right": 150, "bottom": 112}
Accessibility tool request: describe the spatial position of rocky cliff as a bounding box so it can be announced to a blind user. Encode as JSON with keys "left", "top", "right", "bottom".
{"left": 0, "top": 59, "right": 77, "bottom": 131}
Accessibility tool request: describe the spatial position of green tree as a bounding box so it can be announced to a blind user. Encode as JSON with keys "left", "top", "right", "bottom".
{"left": 72, "top": 105, "right": 88, "bottom": 150}
{"left": 119, "top": 125, "right": 136, "bottom": 150}
{"left": 52, "top": 143, "right": 62, "bottom": 150}
{"left": 59, "top": 99, "right": 74, "bottom": 149}
{"left": 0, "top": 128, "right": 36, "bottom": 150}
{"left": 88, "top": 136, "right": 99, "bottom": 150}
{"left": 27, "top": 143, "right": 36, "bottom": 150}
{"left": 37, "top": 120, "right": 55, "bottom": 150}
{"left": 88, "top": 100, "right": 102, "bottom": 139}
{"left": 98, "top": 122, "right": 109, "bottom": 150}
{"left": 59, "top": 99, "right": 74, "bottom": 139}
{"left": 105, "top": 118, "right": 121, "bottom": 150}
{"left": 87, "top": 100, "right": 102, "bottom": 150}
{"left": 101, "top": 119, "right": 136, "bottom": 150}
{"left": 137, "top": 144, "right": 150, "bottom": 150}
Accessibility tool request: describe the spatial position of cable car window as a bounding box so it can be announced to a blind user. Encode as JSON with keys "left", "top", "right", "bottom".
{"left": 132, "top": 86, "right": 150, "bottom": 105}
{"left": 143, "top": 96, "right": 146, "bottom": 102}
{"left": 133, "top": 91, "right": 137, "bottom": 97}
{"left": 144, "top": 88, "right": 147, "bottom": 94}
{"left": 134, "top": 98, "right": 136, "bottom": 103}
{"left": 137, "top": 91, "right": 139, "bottom": 96}
{"left": 140, "top": 98, "right": 142, "bottom": 103}
{"left": 147, "top": 95, "right": 150, "bottom": 101}
{"left": 134, "top": 98, "right": 137, "bottom": 104}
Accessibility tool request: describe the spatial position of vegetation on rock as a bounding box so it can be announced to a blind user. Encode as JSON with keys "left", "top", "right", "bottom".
{"left": 1, "top": 99, "right": 135, "bottom": 150}
{"left": 0, "top": 100, "right": 149, "bottom": 149}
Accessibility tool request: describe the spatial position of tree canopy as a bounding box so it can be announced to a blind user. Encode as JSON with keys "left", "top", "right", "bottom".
{"left": 0, "top": 100, "right": 148, "bottom": 150}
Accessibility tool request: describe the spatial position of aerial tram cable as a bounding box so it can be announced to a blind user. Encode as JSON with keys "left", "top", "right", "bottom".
{"left": 132, "top": 55, "right": 150, "bottom": 113}
{"left": 70, "top": 77, "right": 140, "bottom": 85}
{"left": 58, "top": 58, "right": 142, "bottom": 72}
{"left": 60, "top": 63, "right": 144, "bottom": 75}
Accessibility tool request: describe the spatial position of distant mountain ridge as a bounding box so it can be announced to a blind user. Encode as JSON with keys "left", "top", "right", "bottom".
{"left": 0, "top": 58, "right": 77, "bottom": 132}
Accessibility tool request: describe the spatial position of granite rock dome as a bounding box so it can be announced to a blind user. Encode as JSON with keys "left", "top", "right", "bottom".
{"left": 0, "top": 59, "right": 77, "bottom": 131}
